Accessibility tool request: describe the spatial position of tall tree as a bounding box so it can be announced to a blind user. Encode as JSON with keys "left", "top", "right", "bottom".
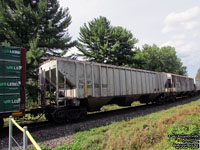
{"left": 133, "top": 44, "right": 187, "bottom": 75}
{"left": 77, "top": 16, "right": 138, "bottom": 66}
{"left": 0, "top": 0, "right": 75, "bottom": 78}
{"left": 0, "top": 0, "right": 75, "bottom": 101}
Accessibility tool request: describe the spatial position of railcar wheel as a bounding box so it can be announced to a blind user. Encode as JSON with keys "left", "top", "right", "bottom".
{"left": 66, "top": 109, "right": 82, "bottom": 121}
{"left": 45, "top": 111, "right": 54, "bottom": 122}
{"left": 52, "top": 109, "right": 66, "bottom": 124}
{"left": 156, "top": 95, "right": 165, "bottom": 105}
{"left": 0, "top": 118, "right": 4, "bottom": 129}
{"left": 170, "top": 96, "right": 176, "bottom": 102}
{"left": 45, "top": 106, "right": 55, "bottom": 122}
{"left": 80, "top": 108, "right": 87, "bottom": 120}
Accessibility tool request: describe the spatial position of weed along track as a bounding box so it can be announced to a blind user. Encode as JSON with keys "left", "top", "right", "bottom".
{"left": 0, "top": 95, "right": 200, "bottom": 149}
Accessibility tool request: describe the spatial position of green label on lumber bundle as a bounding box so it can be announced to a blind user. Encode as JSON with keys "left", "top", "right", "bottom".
{"left": 0, "top": 46, "right": 21, "bottom": 61}
{"left": 0, "top": 61, "right": 21, "bottom": 77}
{"left": 0, "top": 95, "right": 20, "bottom": 113}
{"left": 0, "top": 78, "right": 21, "bottom": 94}
{"left": 3, "top": 98, "right": 20, "bottom": 104}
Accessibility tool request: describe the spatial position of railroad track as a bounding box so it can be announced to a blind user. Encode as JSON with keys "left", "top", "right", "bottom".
{"left": 87, "top": 95, "right": 200, "bottom": 121}
{"left": 0, "top": 95, "right": 200, "bottom": 149}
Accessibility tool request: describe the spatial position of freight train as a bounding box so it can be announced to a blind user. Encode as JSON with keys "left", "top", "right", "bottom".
{"left": 39, "top": 58, "right": 200, "bottom": 123}
{"left": 0, "top": 46, "right": 200, "bottom": 128}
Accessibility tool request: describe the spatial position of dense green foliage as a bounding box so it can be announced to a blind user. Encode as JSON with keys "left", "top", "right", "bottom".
{"left": 77, "top": 16, "right": 187, "bottom": 75}
{"left": 168, "top": 115, "right": 200, "bottom": 149}
{"left": 133, "top": 44, "right": 187, "bottom": 75}
{"left": 77, "top": 16, "right": 138, "bottom": 66}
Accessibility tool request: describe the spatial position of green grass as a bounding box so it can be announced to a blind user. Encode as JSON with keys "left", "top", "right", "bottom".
{"left": 4, "top": 113, "right": 46, "bottom": 127}
{"left": 101, "top": 101, "right": 143, "bottom": 112}
{"left": 88, "top": 101, "right": 143, "bottom": 114}
{"left": 100, "top": 101, "right": 143, "bottom": 111}
{"left": 55, "top": 99, "right": 200, "bottom": 150}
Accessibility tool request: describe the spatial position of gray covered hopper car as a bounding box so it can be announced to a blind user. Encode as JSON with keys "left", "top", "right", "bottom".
{"left": 39, "top": 58, "right": 170, "bottom": 110}
{"left": 195, "top": 79, "right": 200, "bottom": 91}
{"left": 170, "top": 73, "right": 195, "bottom": 94}
{"left": 38, "top": 58, "right": 197, "bottom": 123}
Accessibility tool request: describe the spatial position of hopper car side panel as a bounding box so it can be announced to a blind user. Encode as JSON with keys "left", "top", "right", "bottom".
{"left": 108, "top": 68, "right": 114, "bottom": 96}
{"left": 171, "top": 74, "right": 194, "bottom": 94}
{"left": 195, "top": 80, "right": 200, "bottom": 91}
{"left": 40, "top": 59, "right": 169, "bottom": 99}
{"left": 125, "top": 70, "right": 132, "bottom": 95}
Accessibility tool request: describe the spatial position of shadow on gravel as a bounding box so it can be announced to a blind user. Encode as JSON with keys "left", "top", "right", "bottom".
{"left": 0, "top": 95, "right": 200, "bottom": 149}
